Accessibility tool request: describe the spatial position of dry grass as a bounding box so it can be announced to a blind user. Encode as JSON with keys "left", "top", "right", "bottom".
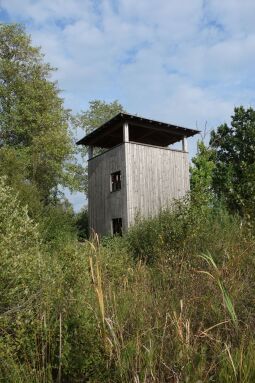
{"left": 2, "top": 189, "right": 255, "bottom": 382}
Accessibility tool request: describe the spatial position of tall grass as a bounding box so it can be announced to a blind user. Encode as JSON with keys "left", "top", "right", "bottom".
{"left": 198, "top": 252, "right": 238, "bottom": 328}
{"left": 1, "top": 179, "right": 255, "bottom": 382}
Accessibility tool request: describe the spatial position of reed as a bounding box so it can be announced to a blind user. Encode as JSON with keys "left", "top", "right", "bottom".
{"left": 2, "top": 179, "right": 255, "bottom": 381}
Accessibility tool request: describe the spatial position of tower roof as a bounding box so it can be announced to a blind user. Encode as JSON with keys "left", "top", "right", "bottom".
{"left": 76, "top": 112, "right": 199, "bottom": 148}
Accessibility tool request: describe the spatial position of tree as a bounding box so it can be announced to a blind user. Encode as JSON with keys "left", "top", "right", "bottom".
{"left": 75, "top": 99, "right": 125, "bottom": 194}
{"left": 77, "top": 99, "right": 125, "bottom": 136}
{"left": 0, "top": 23, "right": 82, "bottom": 206}
{"left": 210, "top": 106, "right": 255, "bottom": 217}
{"left": 190, "top": 140, "right": 215, "bottom": 201}
{"left": 75, "top": 208, "right": 89, "bottom": 240}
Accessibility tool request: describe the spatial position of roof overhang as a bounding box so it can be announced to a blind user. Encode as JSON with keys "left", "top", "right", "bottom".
{"left": 76, "top": 112, "right": 199, "bottom": 148}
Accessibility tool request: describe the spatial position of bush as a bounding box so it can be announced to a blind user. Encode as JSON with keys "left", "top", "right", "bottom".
{"left": 75, "top": 208, "right": 89, "bottom": 240}
{"left": 39, "top": 202, "right": 77, "bottom": 249}
{"left": 87, "top": 200, "right": 255, "bottom": 382}
{"left": 0, "top": 177, "right": 42, "bottom": 315}
{"left": 0, "top": 179, "right": 108, "bottom": 382}
{"left": 126, "top": 197, "right": 246, "bottom": 265}
{"left": 0, "top": 177, "right": 44, "bottom": 380}
{"left": 2, "top": 177, "right": 255, "bottom": 382}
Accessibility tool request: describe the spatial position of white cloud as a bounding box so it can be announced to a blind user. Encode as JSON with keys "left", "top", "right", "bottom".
{"left": 206, "top": 0, "right": 255, "bottom": 35}
{"left": 1, "top": 0, "right": 255, "bottom": 208}
{"left": 0, "top": 0, "right": 94, "bottom": 24}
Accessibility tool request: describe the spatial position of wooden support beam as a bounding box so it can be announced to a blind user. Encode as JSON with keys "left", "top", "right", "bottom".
{"left": 123, "top": 122, "right": 129, "bottom": 142}
{"left": 88, "top": 146, "right": 94, "bottom": 159}
{"left": 84, "top": 123, "right": 122, "bottom": 146}
{"left": 182, "top": 136, "right": 188, "bottom": 152}
{"left": 129, "top": 120, "right": 189, "bottom": 137}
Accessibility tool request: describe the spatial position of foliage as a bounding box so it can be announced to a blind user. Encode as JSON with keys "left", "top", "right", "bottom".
{"left": 0, "top": 23, "right": 83, "bottom": 206}
{"left": 126, "top": 197, "right": 236, "bottom": 264}
{"left": 75, "top": 207, "right": 89, "bottom": 240}
{"left": 1, "top": 28, "right": 255, "bottom": 381}
{"left": 190, "top": 140, "right": 216, "bottom": 202}
{"left": 0, "top": 177, "right": 41, "bottom": 313}
{"left": 199, "top": 252, "right": 238, "bottom": 327}
{"left": 210, "top": 106, "right": 255, "bottom": 218}
{"left": 75, "top": 99, "right": 125, "bottom": 194}
{"left": 0, "top": 177, "right": 108, "bottom": 382}
{"left": 76, "top": 99, "right": 125, "bottom": 137}
{"left": 87, "top": 201, "right": 255, "bottom": 382}
{"left": 1, "top": 177, "right": 255, "bottom": 382}
{"left": 0, "top": 177, "right": 43, "bottom": 381}
{"left": 39, "top": 199, "right": 77, "bottom": 248}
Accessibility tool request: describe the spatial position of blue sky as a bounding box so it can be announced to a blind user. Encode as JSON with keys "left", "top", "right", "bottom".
{"left": 1, "top": 0, "right": 255, "bottom": 210}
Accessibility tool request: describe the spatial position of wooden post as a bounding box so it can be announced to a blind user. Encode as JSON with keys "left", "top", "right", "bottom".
{"left": 123, "top": 122, "right": 129, "bottom": 142}
{"left": 88, "top": 146, "right": 93, "bottom": 159}
{"left": 182, "top": 136, "right": 188, "bottom": 152}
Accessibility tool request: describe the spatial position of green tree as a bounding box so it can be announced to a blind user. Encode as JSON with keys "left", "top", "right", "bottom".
{"left": 75, "top": 99, "right": 125, "bottom": 194}
{"left": 75, "top": 208, "right": 89, "bottom": 240}
{"left": 190, "top": 140, "right": 215, "bottom": 201}
{"left": 0, "top": 23, "right": 83, "bottom": 206}
{"left": 210, "top": 106, "right": 255, "bottom": 217}
{"left": 77, "top": 99, "right": 125, "bottom": 136}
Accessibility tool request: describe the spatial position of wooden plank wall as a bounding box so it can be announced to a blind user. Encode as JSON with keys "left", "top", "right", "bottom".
{"left": 125, "top": 142, "right": 190, "bottom": 226}
{"left": 88, "top": 144, "right": 127, "bottom": 236}
{"left": 88, "top": 141, "right": 190, "bottom": 236}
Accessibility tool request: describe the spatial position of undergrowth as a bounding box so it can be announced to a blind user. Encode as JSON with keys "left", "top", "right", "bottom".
{"left": 1, "top": 178, "right": 255, "bottom": 382}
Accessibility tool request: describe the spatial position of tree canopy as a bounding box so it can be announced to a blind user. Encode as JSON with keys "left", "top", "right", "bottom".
{"left": 210, "top": 106, "right": 255, "bottom": 217}
{"left": 190, "top": 140, "right": 215, "bottom": 200}
{"left": 76, "top": 99, "right": 125, "bottom": 136}
{"left": 190, "top": 106, "right": 255, "bottom": 219}
{"left": 0, "top": 23, "right": 81, "bottom": 207}
{"left": 75, "top": 99, "right": 125, "bottom": 194}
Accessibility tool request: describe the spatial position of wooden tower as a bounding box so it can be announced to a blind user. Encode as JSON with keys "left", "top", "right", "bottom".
{"left": 77, "top": 113, "right": 199, "bottom": 236}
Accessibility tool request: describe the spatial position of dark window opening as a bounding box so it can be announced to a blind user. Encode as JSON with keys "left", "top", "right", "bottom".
{"left": 112, "top": 218, "right": 122, "bottom": 235}
{"left": 111, "top": 171, "right": 121, "bottom": 192}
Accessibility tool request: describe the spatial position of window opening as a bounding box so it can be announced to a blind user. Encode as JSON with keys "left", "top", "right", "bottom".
{"left": 111, "top": 171, "right": 121, "bottom": 192}
{"left": 112, "top": 218, "right": 122, "bottom": 235}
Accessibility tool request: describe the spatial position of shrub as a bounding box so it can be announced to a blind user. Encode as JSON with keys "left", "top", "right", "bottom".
{"left": 75, "top": 208, "right": 89, "bottom": 240}
{"left": 2, "top": 177, "right": 255, "bottom": 382}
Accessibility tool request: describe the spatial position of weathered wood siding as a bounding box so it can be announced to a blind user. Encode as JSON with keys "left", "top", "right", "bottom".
{"left": 125, "top": 142, "right": 189, "bottom": 226}
{"left": 88, "top": 142, "right": 190, "bottom": 236}
{"left": 88, "top": 144, "right": 127, "bottom": 236}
